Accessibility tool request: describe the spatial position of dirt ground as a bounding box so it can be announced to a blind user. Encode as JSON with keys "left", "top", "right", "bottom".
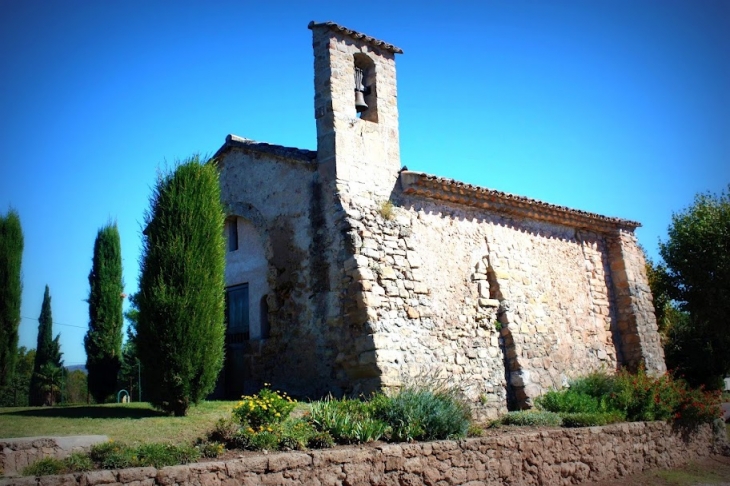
{"left": 582, "top": 454, "right": 730, "bottom": 486}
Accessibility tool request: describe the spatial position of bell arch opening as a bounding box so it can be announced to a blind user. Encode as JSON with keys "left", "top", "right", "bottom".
{"left": 354, "top": 53, "right": 378, "bottom": 122}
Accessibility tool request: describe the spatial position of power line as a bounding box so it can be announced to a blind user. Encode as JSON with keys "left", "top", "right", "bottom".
{"left": 21, "top": 316, "right": 86, "bottom": 329}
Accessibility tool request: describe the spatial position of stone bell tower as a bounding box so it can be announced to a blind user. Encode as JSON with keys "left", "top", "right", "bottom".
{"left": 309, "top": 21, "right": 403, "bottom": 198}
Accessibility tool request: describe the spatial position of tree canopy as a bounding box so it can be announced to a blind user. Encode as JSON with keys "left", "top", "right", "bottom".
{"left": 0, "top": 209, "right": 23, "bottom": 387}
{"left": 85, "top": 221, "right": 124, "bottom": 402}
{"left": 658, "top": 185, "right": 730, "bottom": 388}
{"left": 30, "top": 286, "right": 64, "bottom": 405}
{"left": 136, "top": 156, "right": 226, "bottom": 416}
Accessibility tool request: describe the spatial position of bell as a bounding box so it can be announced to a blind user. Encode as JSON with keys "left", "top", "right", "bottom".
{"left": 354, "top": 66, "right": 369, "bottom": 113}
{"left": 355, "top": 90, "right": 368, "bottom": 112}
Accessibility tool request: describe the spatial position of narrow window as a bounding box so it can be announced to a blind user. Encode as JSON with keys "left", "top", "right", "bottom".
{"left": 226, "top": 283, "right": 249, "bottom": 341}
{"left": 228, "top": 218, "right": 238, "bottom": 252}
{"left": 260, "top": 295, "right": 270, "bottom": 339}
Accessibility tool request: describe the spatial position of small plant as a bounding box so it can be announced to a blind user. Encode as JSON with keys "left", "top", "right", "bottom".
{"left": 493, "top": 321, "right": 502, "bottom": 331}
{"left": 89, "top": 440, "right": 201, "bottom": 469}
{"left": 498, "top": 411, "right": 562, "bottom": 427}
{"left": 208, "top": 417, "right": 241, "bottom": 445}
{"left": 536, "top": 389, "right": 607, "bottom": 415}
{"left": 559, "top": 412, "right": 624, "bottom": 428}
{"left": 309, "top": 396, "right": 388, "bottom": 444}
{"left": 534, "top": 367, "right": 720, "bottom": 428}
{"left": 307, "top": 430, "right": 335, "bottom": 449}
{"left": 467, "top": 424, "right": 485, "bottom": 437}
{"left": 378, "top": 200, "right": 395, "bottom": 220}
{"left": 23, "top": 458, "right": 66, "bottom": 476}
{"left": 63, "top": 452, "right": 94, "bottom": 472}
{"left": 371, "top": 387, "right": 471, "bottom": 441}
{"left": 232, "top": 384, "right": 296, "bottom": 429}
{"left": 196, "top": 440, "right": 225, "bottom": 458}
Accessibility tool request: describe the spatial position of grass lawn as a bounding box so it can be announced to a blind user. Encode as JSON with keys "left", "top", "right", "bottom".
{"left": 0, "top": 401, "right": 237, "bottom": 445}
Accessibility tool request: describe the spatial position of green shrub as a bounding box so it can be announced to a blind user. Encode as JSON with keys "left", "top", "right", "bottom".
{"left": 196, "top": 441, "right": 224, "bottom": 458}
{"left": 371, "top": 387, "right": 471, "bottom": 441}
{"left": 90, "top": 440, "right": 200, "bottom": 469}
{"left": 307, "top": 430, "right": 335, "bottom": 449}
{"left": 499, "top": 410, "right": 563, "bottom": 427}
{"left": 559, "top": 412, "right": 624, "bottom": 428}
{"left": 309, "top": 396, "right": 388, "bottom": 444}
{"left": 279, "top": 418, "right": 318, "bottom": 451}
{"left": 23, "top": 458, "right": 66, "bottom": 476}
{"left": 232, "top": 385, "right": 296, "bottom": 428}
{"left": 535, "top": 389, "right": 606, "bottom": 414}
{"left": 535, "top": 368, "right": 720, "bottom": 427}
{"left": 63, "top": 452, "right": 94, "bottom": 472}
{"left": 134, "top": 443, "right": 200, "bottom": 468}
{"left": 607, "top": 367, "right": 678, "bottom": 421}
{"left": 208, "top": 417, "right": 241, "bottom": 445}
{"left": 467, "top": 424, "right": 485, "bottom": 437}
{"left": 569, "top": 371, "right": 617, "bottom": 398}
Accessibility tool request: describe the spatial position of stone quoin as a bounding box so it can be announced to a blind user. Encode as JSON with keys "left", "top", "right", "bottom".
{"left": 210, "top": 21, "right": 665, "bottom": 418}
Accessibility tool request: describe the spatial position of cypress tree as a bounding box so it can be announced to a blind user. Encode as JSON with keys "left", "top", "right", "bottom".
{"left": 30, "top": 286, "right": 64, "bottom": 405}
{"left": 84, "top": 222, "right": 124, "bottom": 402}
{"left": 0, "top": 209, "right": 23, "bottom": 387}
{"left": 137, "top": 156, "right": 226, "bottom": 416}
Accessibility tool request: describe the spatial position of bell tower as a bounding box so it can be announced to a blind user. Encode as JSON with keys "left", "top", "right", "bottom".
{"left": 309, "top": 21, "right": 403, "bottom": 198}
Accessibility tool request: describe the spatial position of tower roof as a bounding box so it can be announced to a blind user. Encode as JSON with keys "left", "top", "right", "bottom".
{"left": 308, "top": 21, "right": 403, "bottom": 54}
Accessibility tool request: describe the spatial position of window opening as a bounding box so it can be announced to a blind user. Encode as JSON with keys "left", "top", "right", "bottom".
{"left": 225, "top": 283, "right": 249, "bottom": 341}
{"left": 260, "top": 295, "right": 270, "bottom": 339}
{"left": 353, "top": 53, "right": 377, "bottom": 122}
{"left": 228, "top": 218, "right": 238, "bottom": 252}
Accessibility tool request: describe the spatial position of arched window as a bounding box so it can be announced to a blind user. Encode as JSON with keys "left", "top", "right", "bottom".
{"left": 354, "top": 53, "right": 378, "bottom": 122}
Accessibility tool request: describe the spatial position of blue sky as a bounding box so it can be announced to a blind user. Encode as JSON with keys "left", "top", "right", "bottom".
{"left": 1, "top": 1, "right": 728, "bottom": 368}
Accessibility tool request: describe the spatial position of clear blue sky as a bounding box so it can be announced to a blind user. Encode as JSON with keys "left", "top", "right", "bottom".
{"left": 1, "top": 1, "right": 728, "bottom": 368}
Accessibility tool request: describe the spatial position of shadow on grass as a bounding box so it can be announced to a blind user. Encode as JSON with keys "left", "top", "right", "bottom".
{"left": 1, "top": 405, "right": 167, "bottom": 419}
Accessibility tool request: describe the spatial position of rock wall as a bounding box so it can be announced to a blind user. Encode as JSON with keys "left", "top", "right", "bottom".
{"left": 337, "top": 187, "right": 666, "bottom": 417}
{"left": 5, "top": 422, "right": 724, "bottom": 486}
{"left": 0, "top": 436, "right": 107, "bottom": 477}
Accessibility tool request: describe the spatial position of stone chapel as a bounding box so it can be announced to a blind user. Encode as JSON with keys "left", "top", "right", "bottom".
{"left": 211, "top": 21, "right": 665, "bottom": 418}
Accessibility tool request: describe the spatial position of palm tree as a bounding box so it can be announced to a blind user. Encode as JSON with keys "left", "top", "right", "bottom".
{"left": 35, "top": 363, "right": 64, "bottom": 406}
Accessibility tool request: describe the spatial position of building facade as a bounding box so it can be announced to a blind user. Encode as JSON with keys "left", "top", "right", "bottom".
{"left": 212, "top": 21, "right": 665, "bottom": 418}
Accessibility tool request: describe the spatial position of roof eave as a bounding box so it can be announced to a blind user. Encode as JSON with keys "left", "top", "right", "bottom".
{"left": 399, "top": 170, "right": 641, "bottom": 234}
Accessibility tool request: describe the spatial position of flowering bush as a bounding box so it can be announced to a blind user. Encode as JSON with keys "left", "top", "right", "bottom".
{"left": 533, "top": 367, "right": 721, "bottom": 427}
{"left": 232, "top": 384, "right": 296, "bottom": 428}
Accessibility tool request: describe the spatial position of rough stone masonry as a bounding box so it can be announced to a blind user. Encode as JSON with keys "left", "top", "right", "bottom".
{"left": 210, "top": 21, "right": 665, "bottom": 418}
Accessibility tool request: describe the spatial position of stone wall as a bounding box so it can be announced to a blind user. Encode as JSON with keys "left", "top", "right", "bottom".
{"left": 209, "top": 21, "right": 667, "bottom": 411}
{"left": 337, "top": 188, "right": 666, "bottom": 418}
{"left": 5, "top": 422, "right": 725, "bottom": 486}
{"left": 0, "top": 436, "right": 107, "bottom": 477}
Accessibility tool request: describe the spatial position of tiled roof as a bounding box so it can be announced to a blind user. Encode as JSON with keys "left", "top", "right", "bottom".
{"left": 399, "top": 170, "right": 640, "bottom": 233}
{"left": 213, "top": 134, "right": 317, "bottom": 163}
{"left": 308, "top": 21, "right": 403, "bottom": 54}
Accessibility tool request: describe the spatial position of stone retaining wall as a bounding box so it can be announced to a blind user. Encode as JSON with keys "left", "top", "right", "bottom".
{"left": 3, "top": 422, "right": 726, "bottom": 486}
{"left": 0, "top": 436, "right": 107, "bottom": 478}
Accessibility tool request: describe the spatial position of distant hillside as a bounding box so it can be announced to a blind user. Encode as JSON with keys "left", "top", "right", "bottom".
{"left": 66, "top": 364, "right": 87, "bottom": 373}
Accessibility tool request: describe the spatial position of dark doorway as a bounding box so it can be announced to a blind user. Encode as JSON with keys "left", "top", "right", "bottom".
{"left": 224, "top": 283, "right": 249, "bottom": 399}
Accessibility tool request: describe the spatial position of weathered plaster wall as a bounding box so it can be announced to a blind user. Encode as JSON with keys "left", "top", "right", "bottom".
{"left": 6, "top": 422, "right": 725, "bottom": 486}
{"left": 225, "top": 217, "right": 269, "bottom": 340}
{"left": 218, "top": 144, "right": 345, "bottom": 397}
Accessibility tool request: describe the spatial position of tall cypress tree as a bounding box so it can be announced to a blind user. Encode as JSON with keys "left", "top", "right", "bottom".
{"left": 137, "top": 156, "right": 226, "bottom": 416}
{"left": 85, "top": 222, "right": 124, "bottom": 402}
{"left": 30, "top": 286, "right": 64, "bottom": 405}
{"left": 0, "top": 209, "right": 23, "bottom": 387}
